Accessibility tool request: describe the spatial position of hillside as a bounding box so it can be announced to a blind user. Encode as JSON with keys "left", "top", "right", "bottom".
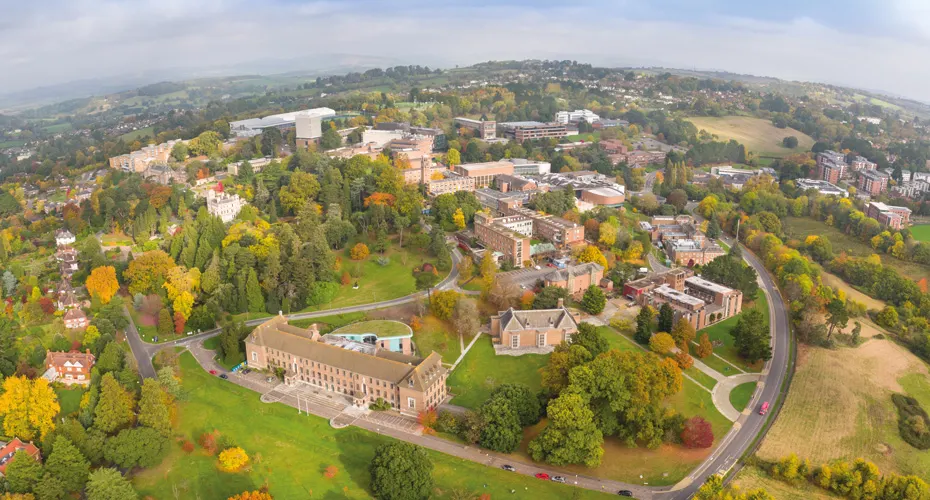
{"left": 686, "top": 115, "right": 815, "bottom": 157}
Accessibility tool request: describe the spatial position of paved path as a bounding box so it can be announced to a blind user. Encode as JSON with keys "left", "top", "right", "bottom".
{"left": 647, "top": 253, "right": 670, "bottom": 274}
{"left": 712, "top": 373, "right": 763, "bottom": 422}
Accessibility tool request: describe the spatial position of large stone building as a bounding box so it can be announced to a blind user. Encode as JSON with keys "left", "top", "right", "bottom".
{"left": 489, "top": 304, "right": 580, "bottom": 351}
{"left": 543, "top": 262, "right": 606, "bottom": 296}
{"left": 245, "top": 316, "right": 447, "bottom": 415}
{"left": 206, "top": 190, "right": 247, "bottom": 223}
{"left": 625, "top": 269, "right": 742, "bottom": 330}
{"left": 108, "top": 140, "right": 181, "bottom": 172}
{"left": 665, "top": 239, "right": 726, "bottom": 266}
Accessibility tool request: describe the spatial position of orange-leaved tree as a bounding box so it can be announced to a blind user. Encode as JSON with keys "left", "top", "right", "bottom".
{"left": 86, "top": 266, "right": 120, "bottom": 304}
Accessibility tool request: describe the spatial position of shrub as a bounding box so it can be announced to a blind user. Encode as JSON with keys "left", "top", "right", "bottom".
{"left": 181, "top": 440, "right": 195, "bottom": 453}
{"left": 680, "top": 417, "right": 714, "bottom": 448}
{"left": 324, "top": 465, "right": 339, "bottom": 479}
{"left": 199, "top": 431, "right": 219, "bottom": 455}
{"left": 892, "top": 393, "right": 930, "bottom": 449}
{"left": 369, "top": 398, "right": 391, "bottom": 411}
{"left": 435, "top": 410, "right": 458, "bottom": 434}
{"left": 218, "top": 446, "right": 249, "bottom": 472}
{"left": 349, "top": 243, "right": 370, "bottom": 261}
{"left": 675, "top": 352, "right": 694, "bottom": 370}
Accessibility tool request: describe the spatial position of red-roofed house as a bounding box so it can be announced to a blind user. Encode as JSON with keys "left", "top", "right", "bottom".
{"left": 43, "top": 350, "right": 95, "bottom": 385}
{"left": 63, "top": 309, "right": 89, "bottom": 330}
{"left": 0, "top": 438, "right": 41, "bottom": 476}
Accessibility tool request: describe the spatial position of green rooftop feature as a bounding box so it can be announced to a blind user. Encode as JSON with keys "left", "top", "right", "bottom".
{"left": 331, "top": 320, "right": 413, "bottom": 339}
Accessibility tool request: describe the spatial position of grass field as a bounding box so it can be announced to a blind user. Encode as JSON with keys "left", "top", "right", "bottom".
{"left": 412, "top": 316, "right": 462, "bottom": 363}
{"left": 447, "top": 335, "right": 548, "bottom": 409}
{"left": 132, "top": 353, "right": 615, "bottom": 499}
{"left": 784, "top": 217, "right": 930, "bottom": 282}
{"left": 686, "top": 116, "right": 815, "bottom": 156}
{"left": 332, "top": 320, "right": 411, "bottom": 337}
{"left": 289, "top": 312, "right": 367, "bottom": 332}
{"left": 910, "top": 224, "right": 930, "bottom": 242}
{"left": 733, "top": 466, "right": 838, "bottom": 500}
{"left": 696, "top": 294, "right": 769, "bottom": 373}
{"left": 119, "top": 126, "right": 155, "bottom": 142}
{"left": 55, "top": 386, "right": 85, "bottom": 418}
{"left": 311, "top": 248, "right": 427, "bottom": 312}
{"left": 757, "top": 339, "right": 930, "bottom": 478}
{"left": 686, "top": 367, "right": 718, "bottom": 390}
{"left": 729, "top": 382, "right": 756, "bottom": 412}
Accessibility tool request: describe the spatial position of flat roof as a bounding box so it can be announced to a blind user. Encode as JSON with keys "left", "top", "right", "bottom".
{"left": 686, "top": 276, "right": 735, "bottom": 294}
{"left": 654, "top": 285, "right": 705, "bottom": 306}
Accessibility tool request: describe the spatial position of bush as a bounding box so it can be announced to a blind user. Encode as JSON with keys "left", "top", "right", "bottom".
{"left": 349, "top": 243, "right": 370, "bottom": 261}
{"left": 199, "top": 431, "right": 219, "bottom": 455}
{"left": 680, "top": 417, "right": 714, "bottom": 448}
{"left": 218, "top": 446, "right": 249, "bottom": 472}
{"left": 892, "top": 393, "right": 930, "bottom": 449}
{"left": 369, "top": 398, "right": 391, "bottom": 411}
{"left": 435, "top": 410, "right": 458, "bottom": 434}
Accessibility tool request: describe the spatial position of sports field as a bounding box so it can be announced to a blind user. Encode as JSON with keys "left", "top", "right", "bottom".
{"left": 910, "top": 224, "right": 930, "bottom": 242}
{"left": 686, "top": 116, "right": 814, "bottom": 156}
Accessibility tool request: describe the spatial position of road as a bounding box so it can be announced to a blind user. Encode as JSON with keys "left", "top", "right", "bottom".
{"left": 124, "top": 246, "right": 462, "bottom": 379}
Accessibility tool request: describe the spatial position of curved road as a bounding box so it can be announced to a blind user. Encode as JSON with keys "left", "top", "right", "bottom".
{"left": 123, "top": 238, "right": 791, "bottom": 499}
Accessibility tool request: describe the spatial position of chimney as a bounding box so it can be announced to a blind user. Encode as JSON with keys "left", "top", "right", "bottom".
{"left": 557, "top": 298, "right": 564, "bottom": 309}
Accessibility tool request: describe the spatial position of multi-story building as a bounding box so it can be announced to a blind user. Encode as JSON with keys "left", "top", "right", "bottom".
{"left": 499, "top": 121, "right": 568, "bottom": 141}
{"left": 63, "top": 309, "right": 89, "bottom": 330}
{"left": 630, "top": 270, "right": 742, "bottom": 330}
{"left": 795, "top": 179, "right": 847, "bottom": 197}
{"left": 536, "top": 171, "right": 625, "bottom": 208}
{"left": 454, "top": 161, "right": 515, "bottom": 188}
{"left": 141, "top": 164, "right": 187, "bottom": 185}
{"left": 866, "top": 201, "right": 911, "bottom": 230}
{"left": 643, "top": 215, "right": 705, "bottom": 246}
{"left": 555, "top": 109, "right": 600, "bottom": 124}
{"left": 474, "top": 211, "right": 532, "bottom": 268}
{"left": 245, "top": 316, "right": 447, "bottom": 415}
{"left": 500, "top": 203, "right": 585, "bottom": 247}
{"left": 489, "top": 302, "right": 580, "bottom": 351}
{"left": 615, "top": 150, "right": 667, "bottom": 167}
{"left": 43, "top": 350, "right": 95, "bottom": 385}
{"left": 507, "top": 158, "right": 551, "bottom": 176}
{"left": 666, "top": 240, "right": 726, "bottom": 266}
{"left": 231, "top": 107, "right": 336, "bottom": 139}
{"left": 495, "top": 174, "right": 538, "bottom": 193}
{"left": 850, "top": 156, "right": 877, "bottom": 172}
{"left": 108, "top": 140, "right": 181, "bottom": 172}
{"left": 857, "top": 170, "right": 889, "bottom": 196}
{"left": 0, "top": 439, "right": 41, "bottom": 475}
{"left": 892, "top": 180, "right": 930, "bottom": 199}
{"left": 426, "top": 175, "right": 476, "bottom": 197}
{"left": 206, "top": 190, "right": 246, "bottom": 223}
{"left": 815, "top": 150, "right": 848, "bottom": 184}
{"left": 543, "top": 262, "right": 605, "bottom": 296}
{"left": 599, "top": 139, "right": 628, "bottom": 155}
{"left": 453, "top": 117, "right": 497, "bottom": 140}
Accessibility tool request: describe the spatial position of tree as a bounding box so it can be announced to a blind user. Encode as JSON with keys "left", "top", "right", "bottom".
{"left": 138, "top": 379, "right": 171, "bottom": 435}
{"left": 581, "top": 285, "right": 606, "bottom": 315}
{"left": 533, "top": 286, "right": 570, "bottom": 309}
{"left": 103, "top": 427, "right": 169, "bottom": 469}
{"left": 572, "top": 322, "right": 609, "bottom": 358}
{"left": 783, "top": 136, "right": 799, "bottom": 148}
{"left": 228, "top": 491, "right": 273, "bottom": 500}
{"left": 851, "top": 321, "right": 862, "bottom": 345}
{"left": 634, "top": 305, "right": 656, "bottom": 344}
{"left": 85, "top": 266, "right": 119, "bottom": 304}
{"left": 577, "top": 245, "right": 608, "bottom": 269}
{"left": 446, "top": 148, "right": 461, "bottom": 167}
{"left": 671, "top": 317, "right": 696, "bottom": 348}
{"left": 45, "top": 437, "right": 90, "bottom": 494}
{"left": 5, "top": 449, "right": 43, "bottom": 493}
{"left": 675, "top": 351, "right": 694, "bottom": 370}
{"left": 876, "top": 305, "right": 899, "bottom": 329}
{"left": 0, "top": 376, "right": 59, "bottom": 441}
{"left": 170, "top": 142, "right": 188, "bottom": 162}
{"left": 96, "top": 342, "right": 124, "bottom": 374}
{"left": 218, "top": 447, "right": 249, "bottom": 472}
{"left": 34, "top": 472, "right": 66, "bottom": 500}
{"left": 452, "top": 208, "right": 466, "bottom": 230}
{"left": 278, "top": 172, "right": 321, "bottom": 214}
{"left": 489, "top": 384, "right": 540, "bottom": 427}
{"left": 730, "top": 308, "right": 772, "bottom": 363}
{"left": 528, "top": 392, "right": 604, "bottom": 467}
{"left": 825, "top": 298, "right": 849, "bottom": 338}
{"left": 156, "top": 308, "right": 173, "bottom": 338}
{"left": 124, "top": 250, "right": 175, "bottom": 296}
{"left": 541, "top": 343, "right": 592, "bottom": 394}
{"left": 598, "top": 221, "right": 618, "bottom": 247}
{"left": 658, "top": 303, "right": 674, "bottom": 333}
{"left": 94, "top": 373, "right": 136, "bottom": 434}
{"left": 452, "top": 298, "right": 479, "bottom": 337}
{"left": 706, "top": 217, "right": 721, "bottom": 239}
{"left": 245, "top": 269, "right": 264, "bottom": 312}
{"left": 320, "top": 125, "right": 342, "bottom": 150}
{"left": 430, "top": 290, "right": 459, "bottom": 321}
{"left": 86, "top": 468, "right": 138, "bottom": 500}
{"left": 696, "top": 333, "right": 714, "bottom": 358}
{"left": 649, "top": 332, "right": 676, "bottom": 354}
{"left": 457, "top": 257, "right": 473, "bottom": 282}
{"left": 478, "top": 396, "right": 522, "bottom": 453}
{"left": 369, "top": 442, "right": 433, "bottom": 500}
{"left": 349, "top": 243, "right": 370, "bottom": 260}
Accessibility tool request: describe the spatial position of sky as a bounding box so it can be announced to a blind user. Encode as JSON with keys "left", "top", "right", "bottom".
{"left": 3, "top": 0, "right": 930, "bottom": 102}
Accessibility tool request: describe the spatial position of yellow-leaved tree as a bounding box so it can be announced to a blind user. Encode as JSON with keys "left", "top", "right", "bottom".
{"left": 0, "top": 376, "right": 59, "bottom": 441}
{"left": 452, "top": 208, "right": 466, "bottom": 230}
{"left": 86, "top": 266, "right": 120, "bottom": 304}
{"left": 218, "top": 447, "right": 250, "bottom": 472}
{"left": 577, "top": 245, "right": 608, "bottom": 269}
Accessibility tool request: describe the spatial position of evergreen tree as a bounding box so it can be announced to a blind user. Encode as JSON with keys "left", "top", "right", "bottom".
{"left": 94, "top": 373, "right": 136, "bottom": 434}
{"left": 580, "top": 285, "right": 607, "bottom": 315}
{"left": 634, "top": 305, "right": 656, "bottom": 344}
{"left": 156, "top": 308, "right": 173, "bottom": 338}
{"left": 658, "top": 303, "right": 674, "bottom": 333}
{"left": 5, "top": 449, "right": 43, "bottom": 493}
{"left": 246, "top": 269, "right": 264, "bottom": 312}
{"left": 138, "top": 379, "right": 171, "bottom": 436}
{"left": 86, "top": 468, "right": 138, "bottom": 500}
{"left": 731, "top": 308, "right": 772, "bottom": 363}
{"left": 45, "top": 437, "right": 91, "bottom": 494}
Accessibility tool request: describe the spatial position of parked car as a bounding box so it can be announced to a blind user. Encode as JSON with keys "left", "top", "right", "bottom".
{"left": 219, "top": 374, "right": 228, "bottom": 380}
{"left": 759, "top": 401, "right": 770, "bottom": 415}
{"left": 618, "top": 490, "right": 633, "bottom": 497}
{"left": 501, "top": 465, "right": 516, "bottom": 472}
{"left": 534, "top": 473, "right": 550, "bottom": 480}
{"left": 551, "top": 476, "right": 566, "bottom": 483}
{"left": 534, "top": 265, "right": 541, "bottom": 270}
{"left": 241, "top": 368, "right": 252, "bottom": 375}
{"left": 209, "top": 370, "right": 217, "bottom": 375}
{"left": 265, "top": 376, "right": 276, "bottom": 383}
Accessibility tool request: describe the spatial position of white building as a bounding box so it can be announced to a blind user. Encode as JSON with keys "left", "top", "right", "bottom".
{"left": 795, "top": 179, "right": 847, "bottom": 197}
{"left": 555, "top": 109, "right": 600, "bottom": 124}
{"left": 206, "top": 191, "right": 247, "bottom": 223}
{"left": 55, "top": 229, "right": 76, "bottom": 247}
{"left": 230, "top": 107, "right": 336, "bottom": 138}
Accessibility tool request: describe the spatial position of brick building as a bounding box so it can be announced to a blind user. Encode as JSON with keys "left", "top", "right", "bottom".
{"left": 245, "top": 316, "right": 447, "bottom": 415}
{"left": 454, "top": 161, "right": 515, "bottom": 188}
{"left": 473, "top": 211, "right": 532, "bottom": 268}
{"left": 666, "top": 240, "right": 726, "bottom": 266}
{"left": 0, "top": 438, "right": 41, "bottom": 475}
{"left": 43, "top": 350, "right": 96, "bottom": 385}
{"left": 630, "top": 270, "right": 743, "bottom": 330}
{"left": 866, "top": 201, "right": 911, "bottom": 229}
{"left": 543, "top": 262, "right": 606, "bottom": 296}
{"left": 453, "top": 117, "right": 496, "bottom": 139}
{"left": 426, "top": 175, "right": 476, "bottom": 197}
{"left": 489, "top": 303, "right": 580, "bottom": 350}
{"left": 857, "top": 170, "right": 890, "bottom": 196}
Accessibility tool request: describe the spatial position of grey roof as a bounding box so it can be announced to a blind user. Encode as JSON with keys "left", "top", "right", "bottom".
{"left": 498, "top": 307, "right": 579, "bottom": 333}
{"left": 544, "top": 262, "right": 604, "bottom": 282}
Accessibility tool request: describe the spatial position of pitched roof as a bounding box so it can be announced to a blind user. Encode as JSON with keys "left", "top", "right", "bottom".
{"left": 248, "top": 316, "right": 446, "bottom": 386}
{"left": 498, "top": 307, "right": 579, "bottom": 333}
{"left": 45, "top": 350, "right": 95, "bottom": 369}
{"left": 0, "top": 438, "right": 41, "bottom": 474}
{"left": 63, "top": 309, "right": 87, "bottom": 321}
{"left": 544, "top": 262, "right": 604, "bottom": 282}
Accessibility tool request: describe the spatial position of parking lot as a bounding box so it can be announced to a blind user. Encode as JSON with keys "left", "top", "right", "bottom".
{"left": 365, "top": 411, "right": 422, "bottom": 434}
{"left": 498, "top": 265, "right": 556, "bottom": 289}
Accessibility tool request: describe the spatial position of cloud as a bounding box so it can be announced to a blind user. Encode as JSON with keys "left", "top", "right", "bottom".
{"left": 1, "top": 0, "right": 930, "bottom": 102}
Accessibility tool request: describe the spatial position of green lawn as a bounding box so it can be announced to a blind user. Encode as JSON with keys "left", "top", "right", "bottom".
{"left": 290, "top": 312, "right": 368, "bottom": 332}
{"left": 686, "top": 367, "right": 718, "bottom": 390}
{"left": 447, "top": 336, "right": 548, "bottom": 409}
{"left": 699, "top": 352, "right": 743, "bottom": 376}
{"left": 55, "top": 386, "right": 85, "bottom": 417}
{"left": 696, "top": 294, "right": 768, "bottom": 373}
{"left": 412, "top": 316, "right": 461, "bottom": 363}
{"left": 783, "top": 217, "right": 930, "bottom": 282}
{"left": 729, "top": 382, "right": 757, "bottom": 412}
{"left": 909, "top": 224, "right": 930, "bottom": 243}
{"left": 332, "top": 320, "right": 411, "bottom": 337}
{"left": 118, "top": 127, "right": 155, "bottom": 142}
{"left": 132, "top": 353, "right": 614, "bottom": 500}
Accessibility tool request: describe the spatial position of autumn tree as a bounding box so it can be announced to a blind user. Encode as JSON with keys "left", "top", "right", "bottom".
{"left": 457, "top": 257, "right": 474, "bottom": 282}
{"left": 85, "top": 266, "right": 119, "bottom": 304}
{"left": 417, "top": 409, "right": 438, "bottom": 434}
{"left": 529, "top": 392, "right": 604, "bottom": 467}
{"left": 349, "top": 243, "right": 370, "bottom": 260}
{"left": 228, "top": 491, "right": 273, "bottom": 500}
{"left": 681, "top": 417, "right": 714, "bottom": 448}
{"left": 430, "top": 290, "right": 459, "bottom": 321}
{"left": 695, "top": 333, "right": 714, "bottom": 358}
{"left": 124, "top": 250, "right": 175, "bottom": 295}
{"left": 452, "top": 208, "right": 466, "bottom": 230}
{"left": 445, "top": 148, "right": 461, "bottom": 167}
{"left": 452, "top": 297, "right": 479, "bottom": 337}
{"left": 218, "top": 447, "right": 249, "bottom": 472}
{"left": 649, "top": 332, "right": 675, "bottom": 354}
{"left": 577, "top": 245, "right": 608, "bottom": 269}
{"left": 670, "top": 317, "right": 696, "bottom": 349}
{"left": 0, "top": 376, "right": 59, "bottom": 441}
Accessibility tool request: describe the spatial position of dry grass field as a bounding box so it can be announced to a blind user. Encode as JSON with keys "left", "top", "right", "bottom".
{"left": 757, "top": 338, "right": 930, "bottom": 477}
{"left": 733, "top": 466, "right": 839, "bottom": 500}
{"left": 685, "top": 116, "right": 815, "bottom": 156}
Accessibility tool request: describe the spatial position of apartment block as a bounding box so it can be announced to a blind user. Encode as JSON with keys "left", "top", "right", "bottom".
{"left": 499, "top": 121, "right": 568, "bottom": 141}
{"left": 866, "top": 201, "right": 911, "bottom": 230}
{"left": 426, "top": 175, "right": 476, "bottom": 197}
{"left": 454, "top": 161, "right": 515, "bottom": 187}
{"left": 453, "top": 117, "right": 497, "bottom": 139}
{"left": 850, "top": 156, "right": 877, "bottom": 171}
{"left": 815, "top": 150, "right": 848, "bottom": 184}
{"left": 500, "top": 203, "right": 585, "bottom": 247}
{"left": 108, "top": 140, "right": 181, "bottom": 172}
{"left": 245, "top": 316, "right": 447, "bottom": 415}
{"left": 474, "top": 212, "right": 532, "bottom": 268}
{"left": 857, "top": 170, "right": 889, "bottom": 196}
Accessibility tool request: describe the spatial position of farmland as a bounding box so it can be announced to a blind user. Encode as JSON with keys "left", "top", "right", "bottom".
{"left": 686, "top": 116, "right": 815, "bottom": 157}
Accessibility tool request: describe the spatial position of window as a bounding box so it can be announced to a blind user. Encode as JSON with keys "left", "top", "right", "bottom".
{"left": 511, "top": 335, "right": 519, "bottom": 348}
{"left": 408, "top": 397, "right": 416, "bottom": 409}
{"left": 537, "top": 333, "right": 546, "bottom": 347}
{"left": 251, "top": 351, "right": 257, "bottom": 361}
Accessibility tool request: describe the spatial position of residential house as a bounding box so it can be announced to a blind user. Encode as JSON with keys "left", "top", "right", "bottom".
{"left": 55, "top": 229, "right": 75, "bottom": 247}
{"left": 0, "top": 438, "right": 41, "bottom": 476}
{"left": 43, "top": 350, "right": 96, "bottom": 385}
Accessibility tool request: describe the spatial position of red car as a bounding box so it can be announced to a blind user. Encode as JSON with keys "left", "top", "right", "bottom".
{"left": 209, "top": 370, "right": 217, "bottom": 375}
{"left": 759, "top": 401, "right": 770, "bottom": 415}
{"left": 534, "top": 473, "right": 550, "bottom": 480}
